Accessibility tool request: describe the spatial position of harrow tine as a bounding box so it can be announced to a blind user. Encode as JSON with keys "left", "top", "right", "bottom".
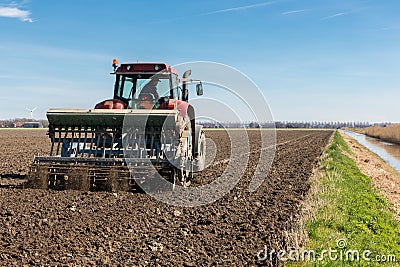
{"left": 150, "top": 133, "right": 154, "bottom": 157}
{"left": 130, "top": 128, "right": 136, "bottom": 159}
{"left": 50, "top": 132, "right": 55, "bottom": 156}
{"left": 109, "top": 129, "right": 115, "bottom": 158}
{"left": 89, "top": 128, "right": 95, "bottom": 157}
{"left": 77, "top": 128, "right": 82, "bottom": 157}
{"left": 138, "top": 131, "right": 142, "bottom": 158}
{"left": 70, "top": 127, "right": 75, "bottom": 157}
{"left": 82, "top": 127, "right": 88, "bottom": 157}
{"left": 102, "top": 134, "right": 106, "bottom": 158}
{"left": 95, "top": 128, "right": 101, "bottom": 157}
{"left": 63, "top": 129, "right": 69, "bottom": 156}
{"left": 56, "top": 129, "right": 62, "bottom": 155}
{"left": 117, "top": 130, "right": 123, "bottom": 157}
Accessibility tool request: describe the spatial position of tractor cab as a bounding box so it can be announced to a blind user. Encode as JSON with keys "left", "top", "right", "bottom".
{"left": 112, "top": 62, "right": 180, "bottom": 109}
{"left": 94, "top": 60, "right": 203, "bottom": 110}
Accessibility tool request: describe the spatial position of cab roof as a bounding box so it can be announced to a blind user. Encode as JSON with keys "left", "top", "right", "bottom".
{"left": 116, "top": 62, "right": 178, "bottom": 76}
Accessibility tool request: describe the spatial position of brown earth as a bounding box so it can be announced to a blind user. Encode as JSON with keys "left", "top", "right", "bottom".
{"left": 0, "top": 129, "right": 50, "bottom": 178}
{"left": 0, "top": 129, "right": 332, "bottom": 266}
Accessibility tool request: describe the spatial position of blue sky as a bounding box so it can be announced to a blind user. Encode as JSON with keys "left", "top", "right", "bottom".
{"left": 0, "top": 0, "right": 399, "bottom": 122}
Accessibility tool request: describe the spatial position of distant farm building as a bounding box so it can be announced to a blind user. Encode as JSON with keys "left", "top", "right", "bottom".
{"left": 23, "top": 122, "right": 41, "bottom": 128}
{"left": 13, "top": 122, "right": 25, "bottom": 128}
{"left": 13, "top": 122, "right": 41, "bottom": 128}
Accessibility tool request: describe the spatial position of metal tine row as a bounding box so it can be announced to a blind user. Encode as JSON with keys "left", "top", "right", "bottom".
{"left": 51, "top": 126, "right": 124, "bottom": 158}
{"left": 49, "top": 125, "right": 180, "bottom": 160}
{"left": 124, "top": 127, "right": 160, "bottom": 159}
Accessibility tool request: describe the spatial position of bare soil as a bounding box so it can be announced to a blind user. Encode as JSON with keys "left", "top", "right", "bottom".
{"left": 0, "top": 130, "right": 50, "bottom": 178}
{"left": 0, "top": 129, "right": 332, "bottom": 266}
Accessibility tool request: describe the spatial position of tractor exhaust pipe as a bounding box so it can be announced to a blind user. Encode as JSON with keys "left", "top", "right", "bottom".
{"left": 182, "top": 70, "right": 191, "bottom": 102}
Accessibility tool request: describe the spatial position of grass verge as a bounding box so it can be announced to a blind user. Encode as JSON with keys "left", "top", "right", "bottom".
{"left": 291, "top": 131, "right": 400, "bottom": 266}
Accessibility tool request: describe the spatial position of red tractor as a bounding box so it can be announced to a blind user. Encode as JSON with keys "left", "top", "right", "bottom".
{"left": 29, "top": 60, "right": 205, "bottom": 191}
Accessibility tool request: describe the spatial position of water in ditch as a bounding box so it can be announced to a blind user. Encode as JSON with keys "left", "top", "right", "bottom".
{"left": 344, "top": 130, "right": 400, "bottom": 173}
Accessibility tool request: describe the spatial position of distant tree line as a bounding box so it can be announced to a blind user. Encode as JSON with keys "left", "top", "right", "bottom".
{"left": 199, "top": 121, "right": 387, "bottom": 129}
{"left": 0, "top": 119, "right": 393, "bottom": 129}
{"left": 0, "top": 118, "right": 49, "bottom": 128}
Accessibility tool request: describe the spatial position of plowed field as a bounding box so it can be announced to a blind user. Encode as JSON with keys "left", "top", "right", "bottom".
{"left": 0, "top": 129, "right": 332, "bottom": 266}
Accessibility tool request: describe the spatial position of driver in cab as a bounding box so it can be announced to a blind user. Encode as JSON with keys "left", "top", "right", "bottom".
{"left": 139, "top": 77, "right": 160, "bottom": 100}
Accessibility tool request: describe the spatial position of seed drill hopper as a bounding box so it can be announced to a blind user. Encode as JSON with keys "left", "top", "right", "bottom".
{"left": 28, "top": 60, "right": 206, "bottom": 191}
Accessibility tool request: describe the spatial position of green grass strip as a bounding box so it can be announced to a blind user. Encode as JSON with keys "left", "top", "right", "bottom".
{"left": 293, "top": 131, "right": 400, "bottom": 266}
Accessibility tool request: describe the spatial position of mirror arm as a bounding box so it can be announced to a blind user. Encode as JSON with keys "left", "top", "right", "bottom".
{"left": 178, "top": 78, "right": 201, "bottom": 83}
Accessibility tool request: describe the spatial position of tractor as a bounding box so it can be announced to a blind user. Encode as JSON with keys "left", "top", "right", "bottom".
{"left": 28, "top": 60, "right": 205, "bottom": 191}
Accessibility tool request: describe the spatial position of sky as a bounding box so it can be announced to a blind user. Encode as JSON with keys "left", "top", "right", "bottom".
{"left": 0, "top": 0, "right": 399, "bottom": 122}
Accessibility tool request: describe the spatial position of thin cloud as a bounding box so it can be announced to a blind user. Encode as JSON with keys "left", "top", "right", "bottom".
{"left": 376, "top": 26, "right": 400, "bottom": 31}
{"left": 0, "top": 6, "right": 33, "bottom": 22}
{"left": 321, "top": 6, "right": 369, "bottom": 21}
{"left": 281, "top": 9, "right": 307, "bottom": 15}
{"left": 203, "top": 0, "right": 279, "bottom": 15}
{"left": 361, "top": 26, "right": 400, "bottom": 33}
{"left": 150, "top": 1, "right": 279, "bottom": 24}
{"left": 321, "top": 12, "right": 349, "bottom": 20}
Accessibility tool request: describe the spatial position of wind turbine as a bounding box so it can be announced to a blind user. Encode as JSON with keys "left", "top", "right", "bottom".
{"left": 26, "top": 107, "right": 37, "bottom": 119}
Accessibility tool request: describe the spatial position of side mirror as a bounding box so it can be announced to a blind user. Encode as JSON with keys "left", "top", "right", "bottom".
{"left": 196, "top": 83, "right": 203, "bottom": 96}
